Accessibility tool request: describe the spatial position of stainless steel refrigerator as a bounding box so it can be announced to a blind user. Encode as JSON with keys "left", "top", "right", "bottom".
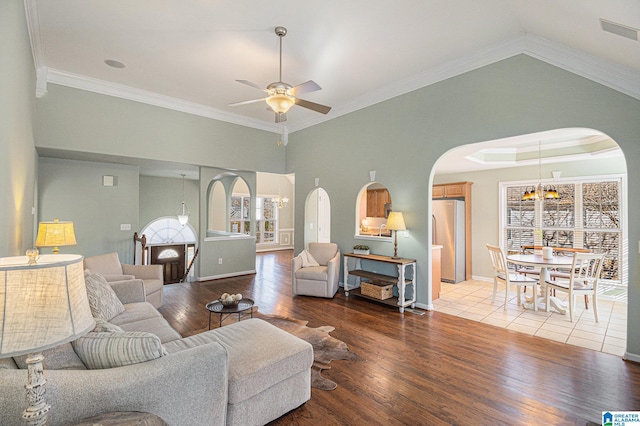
{"left": 432, "top": 199, "right": 466, "bottom": 283}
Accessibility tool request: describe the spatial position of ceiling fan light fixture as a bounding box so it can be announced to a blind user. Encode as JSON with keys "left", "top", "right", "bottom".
{"left": 266, "top": 93, "right": 295, "bottom": 114}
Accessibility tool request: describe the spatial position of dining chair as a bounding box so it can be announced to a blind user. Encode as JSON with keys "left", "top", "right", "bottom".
{"left": 486, "top": 244, "right": 538, "bottom": 310}
{"left": 544, "top": 252, "right": 605, "bottom": 322}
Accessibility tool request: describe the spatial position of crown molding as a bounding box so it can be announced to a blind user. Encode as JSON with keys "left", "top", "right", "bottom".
{"left": 26, "top": 0, "right": 640, "bottom": 136}
{"left": 46, "top": 69, "right": 278, "bottom": 133}
{"left": 522, "top": 34, "right": 640, "bottom": 101}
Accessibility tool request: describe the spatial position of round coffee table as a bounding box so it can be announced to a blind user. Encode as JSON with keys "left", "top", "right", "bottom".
{"left": 206, "top": 298, "right": 255, "bottom": 329}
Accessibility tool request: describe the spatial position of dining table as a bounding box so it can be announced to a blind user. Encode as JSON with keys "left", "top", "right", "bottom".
{"left": 506, "top": 253, "right": 575, "bottom": 313}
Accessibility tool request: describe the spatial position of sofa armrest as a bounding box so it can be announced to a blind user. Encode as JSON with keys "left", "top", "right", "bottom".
{"left": 0, "top": 342, "right": 228, "bottom": 426}
{"left": 109, "top": 279, "right": 146, "bottom": 304}
{"left": 122, "top": 263, "right": 163, "bottom": 282}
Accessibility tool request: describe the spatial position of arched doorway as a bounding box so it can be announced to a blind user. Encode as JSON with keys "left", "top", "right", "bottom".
{"left": 304, "top": 187, "right": 331, "bottom": 248}
{"left": 140, "top": 216, "right": 198, "bottom": 283}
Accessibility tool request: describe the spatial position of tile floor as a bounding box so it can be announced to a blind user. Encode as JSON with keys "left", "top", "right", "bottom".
{"left": 433, "top": 279, "right": 628, "bottom": 356}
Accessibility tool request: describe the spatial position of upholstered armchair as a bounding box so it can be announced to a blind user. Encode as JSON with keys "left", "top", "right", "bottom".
{"left": 84, "top": 252, "right": 164, "bottom": 308}
{"left": 292, "top": 243, "right": 340, "bottom": 298}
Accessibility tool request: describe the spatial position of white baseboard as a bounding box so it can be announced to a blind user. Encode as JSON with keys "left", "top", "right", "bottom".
{"left": 197, "top": 269, "right": 256, "bottom": 281}
{"left": 624, "top": 351, "right": 640, "bottom": 363}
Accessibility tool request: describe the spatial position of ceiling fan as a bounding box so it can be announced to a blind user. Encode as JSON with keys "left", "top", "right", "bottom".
{"left": 228, "top": 26, "right": 331, "bottom": 123}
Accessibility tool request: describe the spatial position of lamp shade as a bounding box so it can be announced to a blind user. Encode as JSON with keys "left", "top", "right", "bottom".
{"left": 0, "top": 254, "right": 94, "bottom": 357}
{"left": 386, "top": 212, "right": 406, "bottom": 231}
{"left": 35, "top": 219, "right": 77, "bottom": 253}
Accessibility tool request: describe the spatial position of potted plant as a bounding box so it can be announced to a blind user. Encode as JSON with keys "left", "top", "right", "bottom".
{"left": 353, "top": 244, "right": 370, "bottom": 255}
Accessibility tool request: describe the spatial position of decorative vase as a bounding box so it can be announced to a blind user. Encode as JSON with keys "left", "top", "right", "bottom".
{"left": 354, "top": 249, "right": 370, "bottom": 255}
{"left": 542, "top": 246, "right": 553, "bottom": 259}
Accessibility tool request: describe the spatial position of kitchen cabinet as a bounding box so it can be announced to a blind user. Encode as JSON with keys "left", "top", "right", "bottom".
{"left": 432, "top": 181, "right": 473, "bottom": 280}
{"left": 367, "top": 188, "right": 391, "bottom": 218}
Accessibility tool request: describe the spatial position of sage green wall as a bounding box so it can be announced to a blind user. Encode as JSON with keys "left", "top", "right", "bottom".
{"left": 287, "top": 54, "right": 640, "bottom": 358}
{"left": 199, "top": 167, "right": 257, "bottom": 279}
{"left": 434, "top": 156, "right": 627, "bottom": 280}
{"left": 35, "top": 84, "right": 284, "bottom": 174}
{"left": 0, "top": 0, "right": 37, "bottom": 256}
{"left": 38, "top": 158, "right": 140, "bottom": 261}
{"left": 139, "top": 176, "right": 200, "bottom": 234}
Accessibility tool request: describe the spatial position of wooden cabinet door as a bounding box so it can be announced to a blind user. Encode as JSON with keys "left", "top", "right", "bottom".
{"left": 444, "top": 184, "right": 465, "bottom": 197}
{"left": 432, "top": 185, "right": 445, "bottom": 198}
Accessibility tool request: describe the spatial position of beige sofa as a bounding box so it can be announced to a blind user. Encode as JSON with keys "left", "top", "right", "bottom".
{"left": 84, "top": 252, "right": 164, "bottom": 308}
{"left": 0, "top": 277, "right": 313, "bottom": 426}
{"left": 292, "top": 242, "right": 341, "bottom": 298}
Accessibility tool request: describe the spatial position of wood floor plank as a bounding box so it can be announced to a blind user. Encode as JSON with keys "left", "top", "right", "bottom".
{"left": 158, "top": 250, "right": 640, "bottom": 425}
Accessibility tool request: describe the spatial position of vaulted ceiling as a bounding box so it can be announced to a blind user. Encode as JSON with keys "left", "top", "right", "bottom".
{"left": 27, "top": 0, "right": 639, "bottom": 173}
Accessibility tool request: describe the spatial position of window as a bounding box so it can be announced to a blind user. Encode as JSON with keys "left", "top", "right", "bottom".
{"left": 502, "top": 177, "right": 624, "bottom": 286}
{"left": 256, "top": 197, "right": 278, "bottom": 244}
{"left": 230, "top": 195, "right": 251, "bottom": 235}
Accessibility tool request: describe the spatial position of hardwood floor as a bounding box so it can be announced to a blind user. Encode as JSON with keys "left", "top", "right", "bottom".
{"left": 159, "top": 250, "right": 640, "bottom": 425}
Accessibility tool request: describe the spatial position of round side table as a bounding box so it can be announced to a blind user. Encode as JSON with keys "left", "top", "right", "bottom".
{"left": 206, "top": 298, "right": 255, "bottom": 329}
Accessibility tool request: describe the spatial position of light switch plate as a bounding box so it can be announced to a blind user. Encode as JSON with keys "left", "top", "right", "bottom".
{"left": 120, "top": 224, "right": 131, "bottom": 231}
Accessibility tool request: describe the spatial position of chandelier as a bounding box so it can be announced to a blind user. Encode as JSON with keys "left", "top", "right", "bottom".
{"left": 522, "top": 141, "right": 560, "bottom": 201}
{"left": 273, "top": 195, "right": 289, "bottom": 209}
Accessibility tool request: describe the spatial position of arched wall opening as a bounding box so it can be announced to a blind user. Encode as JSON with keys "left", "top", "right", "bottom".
{"left": 428, "top": 127, "right": 628, "bottom": 308}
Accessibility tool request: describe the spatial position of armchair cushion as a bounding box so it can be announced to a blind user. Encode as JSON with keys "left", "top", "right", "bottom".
{"left": 84, "top": 273, "right": 125, "bottom": 321}
{"left": 295, "top": 266, "right": 328, "bottom": 281}
{"left": 308, "top": 242, "right": 339, "bottom": 265}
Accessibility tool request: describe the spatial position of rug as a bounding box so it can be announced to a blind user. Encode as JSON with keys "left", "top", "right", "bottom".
{"left": 194, "top": 308, "right": 359, "bottom": 390}
{"left": 255, "top": 312, "right": 359, "bottom": 391}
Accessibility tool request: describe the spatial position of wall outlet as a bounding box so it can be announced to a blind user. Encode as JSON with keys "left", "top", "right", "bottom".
{"left": 218, "top": 258, "right": 223, "bottom": 264}
{"left": 120, "top": 224, "right": 131, "bottom": 231}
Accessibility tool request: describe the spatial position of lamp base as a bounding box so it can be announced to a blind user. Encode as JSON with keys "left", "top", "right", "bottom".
{"left": 392, "top": 232, "right": 401, "bottom": 259}
{"left": 23, "top": 352, "right": 50, "bottom": 426}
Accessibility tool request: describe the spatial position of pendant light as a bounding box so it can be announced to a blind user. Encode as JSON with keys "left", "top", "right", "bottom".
{"left": 177, "top": 174, "right": 189, "bottom": 225}
{"left": 522, "top": 141, "right": 560, "bottom": 201}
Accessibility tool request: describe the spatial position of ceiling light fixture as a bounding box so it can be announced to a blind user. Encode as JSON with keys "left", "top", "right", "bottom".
{"left": 273, "top": 195, "right": 289, "bottom": 209}
{"left": 522, "top": 141, "right": 560, "bottom": 201}
{"left": 177, "top": 174, "right": 189, "bottom": 225}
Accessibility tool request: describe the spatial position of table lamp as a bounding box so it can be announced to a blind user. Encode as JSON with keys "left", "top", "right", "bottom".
{"left": 0, "top": 254, "right": 95, "bottom": 425}
{"left": 35, "top": 219, "right": 77, "bottom": 254}
{"left": 386, "top": 211, "right": 407, "bottom": 259}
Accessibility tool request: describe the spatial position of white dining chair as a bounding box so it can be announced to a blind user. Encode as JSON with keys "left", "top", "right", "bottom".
{"left": 544, "top": 252, "right": 605, "bottom": 322}
{"left": 486, "top": 244, "right": 538, "bottom": 310}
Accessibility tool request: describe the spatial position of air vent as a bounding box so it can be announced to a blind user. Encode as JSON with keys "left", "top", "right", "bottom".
{"left": 600, "top": 18, "right": 639, "bottom": 41}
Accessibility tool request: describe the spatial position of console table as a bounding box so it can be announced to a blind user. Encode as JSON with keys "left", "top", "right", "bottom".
{"left": 343, "top": 253, "right": 416, "bottom": 313}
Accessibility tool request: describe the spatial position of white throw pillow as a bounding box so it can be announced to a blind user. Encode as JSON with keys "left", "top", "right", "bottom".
{"left": 300, "top": 250, "right": 320, "bottom": 268}
{"left": 72, "top": 331, "right": 167, "bottom": 369}
{"left": 84, "top": 273, "right": 125, "bottom": 321}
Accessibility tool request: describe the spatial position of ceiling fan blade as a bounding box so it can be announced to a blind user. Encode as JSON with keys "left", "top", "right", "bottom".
{"left": 228, "top": 97, "right": 266, "bottom": 107}
{"left": 275, "top": 112, "right": 287, "bottom": 123}
{"left": 236, "top": 80, "right": 267, "bottom": 92}
{"left": 295, "top": 98, "right": 331, "bottom": 115}
{"left": 290, "top": 80, "right": 321, "bottom": 96}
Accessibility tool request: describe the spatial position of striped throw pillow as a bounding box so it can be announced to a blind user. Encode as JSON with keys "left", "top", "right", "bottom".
{"left": 72, "top": 331, "right": 167, "bottom": 369}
